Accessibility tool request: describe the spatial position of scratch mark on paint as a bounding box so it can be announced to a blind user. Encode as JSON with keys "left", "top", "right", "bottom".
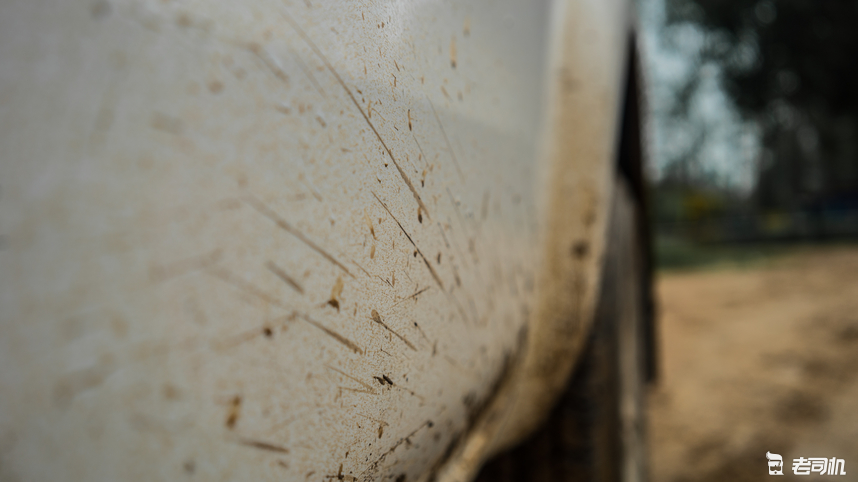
{"left": 391, "top": 286, "right": 431, "bottom": 308}
{"left": 239, "top": 439, "right": 290, "bottom": 454}
{"left": 266, "top": 261, "right": 304, "bottom": 294}
{"left": 346, "top": 256, "right": 372, "bottom": 279}
{"left": 209, "top": 267, "right": 285, "bottom": 308}
{"left": 360, "top": 420, "right": 433, "bottom": 477}
{"left": 300, "top": 313, "right": 363, "bottom": 355}
{"left": 436, "top": 222, "right": 452, "bottom": 249}
{"left": 338, "top": 386, "right": 376, "bottom": 396}
{"left": 440, "top": 216, "right": 471, "bottom": 272}
{"left": 372, "top": 192, "right": 443, "bottom": 290}
{"left": 243, "top": 194, "right": 353, "bottom": 278}
{"left": 247, "top": 43, "right": 290, "bottom": 85}
{"left": 150, "top": 249, "right": 222, "bottom": 282}
{"left": 449, "top": 291, "right": 472, "bottom": 325}
{"left": 429, "top": 98, "right": 464, "bottom": 180}
{"left": 291, "top": 51, "right": 326, "bottom": 97}
{"left": 298, "top": 175, "right": 324, "bottom": 202}
{"left": 282, "top": 12, "right": 431, "bottom": 221}
{"left": 325, "top": 464, "right": 358, "bottom": 481}
{"left": 363, "top": 210, "right": 377, "bottom": 239}
{"left": 212, "top": 315, "right": 290, "bottom": 351}
{"left": 377, "top": 275, "right": 394, "bottom": 288}
{"left": 412, "top": 132, "right": 430, "bottom": 169}
{"left": 325, "top": 364, "right": 376, "bottom": 393}
{"left": 370, "top": 309, "right": 416, "bottom": 351}
{"left": 393, "top": 382, "right": 424, "bottom": 401}
{"left": 355, "top": 412, "right": 389, "bottom": 426}
{"left": 412, "top": 321, "right": 431, "bottom": 344}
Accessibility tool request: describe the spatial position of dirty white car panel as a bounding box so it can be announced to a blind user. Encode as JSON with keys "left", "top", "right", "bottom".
{"left": 0, "top": 0, "right": 630, "bottom": 480}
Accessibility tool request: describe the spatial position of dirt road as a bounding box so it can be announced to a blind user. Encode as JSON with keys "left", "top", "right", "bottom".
{"left": 649, "top": 246, "right": 858, "bottom": 481}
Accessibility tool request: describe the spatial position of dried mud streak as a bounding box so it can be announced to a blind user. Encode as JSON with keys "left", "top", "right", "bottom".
{"left": 248, "top": 45, "right": 290, "bottom": 85}
{"left": 447, "top": 291, "right": 472, "bottom": 325}
{"left": 429, "top": 98, "right": 464, "bottom": 181}
{"left": 446, "top": 187, "right": 474, "bottom": 238}
{"left": 283, "top": 12, "right": 431, "bottom": 220}
{"left": 266, "top": 261, "right": 304, "bottom": 294}
{"left": 372, "top": 192, "right": 444, "bottom": 290}
{"left": 412, "top": 132, "right": 430, "bottom": 168}
{"left": 209, "top": 267, "right": 286, "bottom": 308}
{"left": 324, "top": 364, "right": 376, "bottom": 393}
{"left": 213, "top": 316, "right": 292, "bottom": 350}
{"left": 372, "top": 311, "right": 417, "bottom": 351}
{"left": 243, "top": 195, "right": 354, "bottom": 278}
{"left": 391, "top": 286, "right": 431, "bottom": 308}
{"left": 355, "top": 412, "right": 389, "bottom": 426}
{"left": 150, "top": 249, "right": 222, "bottom": 282}
{"left": 239, "top": 439, "right": 290, "bottom": 454}
{"left": 393, "top": 383, "right": 425, "bottom": 401}
{"left": 339, "top": 386, "right": 376, "bottom": 396}
{"left": 440, "top": 216, "right": 471, "bottom": 272}
{"left": 446, "top": 188, "right": 485, "bottom": 288}
{"left": 348, "top": 257, "right": 373, "bottom": 279}
{"left": 301, "top": 313, "right": 364, "bottom": 355}
{"left": 360, "top": 420, "right": 433, "bottom": 478}
{"left": 291, "top": 50, "right": 326, "bottom": 97}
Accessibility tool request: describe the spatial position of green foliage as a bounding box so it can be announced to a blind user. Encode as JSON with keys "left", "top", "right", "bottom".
{"left": 661, "top": 0, "right": 858, "bottom": 219}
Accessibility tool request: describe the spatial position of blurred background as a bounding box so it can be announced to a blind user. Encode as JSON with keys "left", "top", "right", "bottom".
{"left": 638, "top": 0, "right": 858, "bottom": 480}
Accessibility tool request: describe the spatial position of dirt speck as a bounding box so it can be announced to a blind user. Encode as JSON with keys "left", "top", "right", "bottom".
{"left": 327, "top": 276, "right": 344, "bottom": 311}
{"left": 163, "top": 384, "right": 180, "bottom": 400}
{"left": 90, "top": 0, "right": 111, "bottom": 19}
{"left": 150, "top": 113, "right": 184, "bottom": 135}
{"left": 571, "top": 240, "right": 589, "bottom": 259}
{"left": 207, "top": 80, "right": 224, "bottom": 94}
{"left": 226, "top": 395, "right": 241, "bottom": 429}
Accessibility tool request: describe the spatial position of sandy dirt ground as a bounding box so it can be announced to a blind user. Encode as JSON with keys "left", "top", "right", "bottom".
{"left": 648, "top": 246, "right": 858, "bottom": 481}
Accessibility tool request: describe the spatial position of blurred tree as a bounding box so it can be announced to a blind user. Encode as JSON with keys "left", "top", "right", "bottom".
{"left": 665, "top": 0, "right": 858, "bottom": 219}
